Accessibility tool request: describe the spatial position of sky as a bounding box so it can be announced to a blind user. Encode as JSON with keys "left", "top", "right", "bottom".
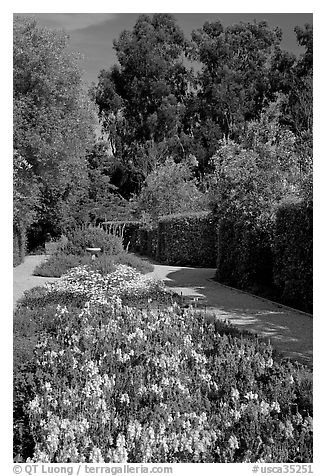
{"left": 16, "top": 12, "right": 313, "bottom": 86}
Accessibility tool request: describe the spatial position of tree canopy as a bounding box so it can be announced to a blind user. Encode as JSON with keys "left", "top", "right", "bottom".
{"left": 93, "top": 15, "right": 312, "bottom": 186}
{"left": 13, "top": 15, "right": 97, "bottom": 236}
{"left": 14, "top": 14, "right": 313, "bottom": 248}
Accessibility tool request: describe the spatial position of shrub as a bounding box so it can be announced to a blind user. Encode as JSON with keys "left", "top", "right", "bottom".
{"left": 216, "top": 215, "right": 274, "bottom": 290}
{"left": 157, "top": 211, "right": 217, "bottom": 266}
{"left": 273, "top": 200, "right": 312, "bottom": 313}
{"left": 64, "top": 226, "right": 124, "bottom": 256}
{"left": 33, "top": 253, "right": 92, "bottom": 277}
{"left": 13, "top": 223, "right": 26, "bottom": 267}
{"left": 33, "top": 251, "right": 153, "bottom": 278}
{"left": 15, "top": 286, "right": 87, "bottom": 312}
{"left": 114, "top": 252, "right": 154, "bottom": 274}
{"left": 137, "top": 158, "right": 206, "bottom": 221}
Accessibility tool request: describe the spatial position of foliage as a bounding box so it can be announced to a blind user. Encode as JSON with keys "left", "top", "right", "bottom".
{"left": 13, "top": 223, "right": 26, "bottom": 267}
{"left": 273, "top": 200, "right": 313, "bottom": 313}
{"left": 157, "top": 211, "right": 217, "bottom": 266}
{"left": 207, "top": 98, "right": 301, "bottom": 222}
{"left": 33, "top": 250, "right": 153, "bottom": 278}
{"left": 13, "top": 15, "right": 97, "bottom": 241}
{"left": 114, "top": 252, "right": 154, "bottom": 275}
{"left": 33, "top": 253, "right": 98, "bottom": 278}
{"left": 137, "top": 157, "right": 206, "bottom": 221}
{"left": 134, "top": 226, "right": 159, "bottom": 260}
{"left": 85, "top": 141, "right": 139, "bottom": 222}
{"left": 13, "top": 150, "right": 40, "bottom": 264}
{"left": 90, "top": 14, "right": 313, "bottom": 198}
{"left": 94, "top": 14, "right": 191, "bottom": 156}
{"left": 188, "top": 19, "right": 283, "bottom": 171}
{"left": 63, "top": 227, "right": 124, "bottom": 256}
{"left": 15, "top": 301, "right": 312, "bottom": 462}
{"left": 43, "top": 265, "right": 164, "bottom": 307}
{"left": 216, "top": 216, "right": 274, "bottom": 290}
{"left": 14, "top": 264, "right": 169, "bottom": 370}
{"left": 208, "top": 98, "right": 310, "bottom": 302}
{"left": 13, "top": 151, "right": 40, "bottom": 229}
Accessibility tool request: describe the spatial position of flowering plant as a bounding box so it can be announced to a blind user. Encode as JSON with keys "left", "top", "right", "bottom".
{"left": 25, "top": 299, "right": 312, "bottom": 463}
{"left": 14, "top": 262, "right": 312, "bottom": 463}
{"left": 45, "top": 264, "right": 169, "bottom": 305}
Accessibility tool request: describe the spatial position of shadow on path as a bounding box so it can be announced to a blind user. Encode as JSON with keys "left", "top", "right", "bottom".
{"left": 148, "top": 264, "right": 313, "bottom": 368}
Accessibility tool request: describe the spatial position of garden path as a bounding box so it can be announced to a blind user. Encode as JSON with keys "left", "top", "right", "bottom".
{"left": 147, "top": 263, "right": 313, "bottom": 367}
{"left": 13, "top": 255, "right": 59, "bottom": 309}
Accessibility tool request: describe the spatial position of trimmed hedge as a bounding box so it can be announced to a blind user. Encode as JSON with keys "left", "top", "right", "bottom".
{"left": 215, "top": 200, "right": 312, "bottom": 313}
{"left": 13, "top": 223, "right": 26, "bottom": 267}
{"left": 273, "top": 200, "right": 313, "bottom": 313}
{"left": 216, "top": 216, "right": 274, "bottom": 289}
{"left": 157, "top": 211, "right": 217, "bottom": 266}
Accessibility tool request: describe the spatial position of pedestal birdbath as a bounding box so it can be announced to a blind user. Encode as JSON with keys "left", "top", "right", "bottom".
{"left": 85, "top": 247, "right": 101, "bottom": 260}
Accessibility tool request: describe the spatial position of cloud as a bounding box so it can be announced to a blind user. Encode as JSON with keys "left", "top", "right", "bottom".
{"left": 18, "top": 13, "right": 117, "bottom": 31}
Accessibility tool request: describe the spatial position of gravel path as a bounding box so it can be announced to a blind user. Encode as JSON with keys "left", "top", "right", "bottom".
{"left": 13, "top": 255, "right": 59, "bottom": 309}
{"left": 148, "top": 263, "right": 313, "bottom": 367}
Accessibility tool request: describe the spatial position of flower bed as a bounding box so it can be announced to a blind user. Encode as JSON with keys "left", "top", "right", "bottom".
{"left": 44, "top": 264, "right": 168, "bottom": 306}
{"left": 14, "top": 265, "right": 312, "bottom": 463}
{"left": 33, "top": 251, "right": 154, "bottom": 278}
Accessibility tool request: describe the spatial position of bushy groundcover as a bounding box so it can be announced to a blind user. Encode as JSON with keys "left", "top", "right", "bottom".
{"left": 33, "top": 251, "right": 154, "bottom": 278}
{"left": 14, "top": 266, "right": 312, "bottom": 463}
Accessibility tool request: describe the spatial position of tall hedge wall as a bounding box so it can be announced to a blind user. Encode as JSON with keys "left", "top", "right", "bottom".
{"left": 13, "top": 223, "right": 26, "bottom": 267}
{"left": 157, "top": 211, "right": 217, "bottom": 267}
{"left": 273, "top": 200, "right": 313, "bottom": 313}
{"left": 216, "top": 216, "right": 273, "bottom": 289}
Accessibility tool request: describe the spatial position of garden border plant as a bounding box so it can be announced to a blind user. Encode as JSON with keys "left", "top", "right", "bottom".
{"left": 14, "top": 263, "right": 312, "bottom": 463}
{"left": 33, "top": 225, "right": 154, "bottom": 277}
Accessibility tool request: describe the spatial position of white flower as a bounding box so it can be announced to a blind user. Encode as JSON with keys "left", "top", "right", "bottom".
{"left": 120, "top": 393, "right": 130, "bottom": 405}
{"left": 231, "top": 388, "right": 239, "bottom": 400}
{"left": 260, "top": 401, "right": 270, "bottom": 416}
{"left": 266, "top": 358, "right": 274, "bottom": 368}
{"left": 244, "top": 391, "right": 258, "bottom": 401}
{"left": 271, "top": 401, "right": 281, "bottom": 413}
{"left": 228, "top": 435, "right": 239, "bottom": 450}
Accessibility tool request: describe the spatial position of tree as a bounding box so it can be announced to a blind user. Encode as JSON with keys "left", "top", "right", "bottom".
{"left": 93, "top": 14, "right": 193, "bottom": 186}
{"left": 207, "top": 97, "right": 301, "bottom": 221}
{"left": 13, "top": 150, "right": 39, "bottom": 229}
{"left": 13, "top": 15, "right": 97, "bottom": 241}
{"left": 85, "top": 141, "right": 138, "bottom": 223}
{"left": 137, "top": 157, "right": 206, "bottom": 221}
{"left": 191, "top": 20, "right": 283, "bottom": 144}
